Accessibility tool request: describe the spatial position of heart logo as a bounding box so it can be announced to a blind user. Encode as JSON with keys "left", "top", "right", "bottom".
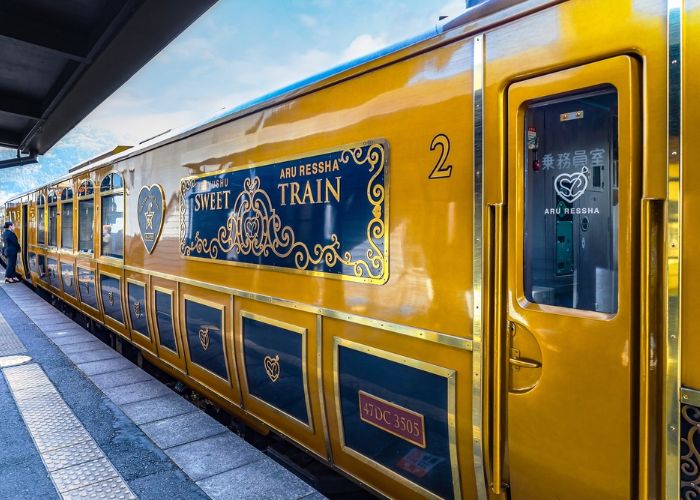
{"left": 137, "top": 184, "right": 165, "bottom": 254}
{"left": 244, "top": 218, "right": 259, "bottom": 238}
{"left": 264, "top": 354, "right": 280, "bottom": 382}
{"left": 198, "top": 327, "right": 210, "bottom": 351}
{"left": 554, "top": 168, "right": 588, "bottom": 203}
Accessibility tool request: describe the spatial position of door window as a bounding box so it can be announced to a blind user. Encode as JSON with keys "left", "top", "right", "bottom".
{"left": 523, "top": 87, "right": 619, "bottom": 313}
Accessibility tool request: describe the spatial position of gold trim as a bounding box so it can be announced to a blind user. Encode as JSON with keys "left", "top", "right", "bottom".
{"left": 681, "top": 387, "right": 700, "bottom": 408}
{"left": 122, "top": 264, "right": 471, "bottom": 351}
{"left": 239, "top": 310, "right": 313, "bottom": 431}
{"left": 153, "top": 285, "right": 179, "bottom": 357}
{"left": 126, "top": 278, "right": 150, "bottom": 340}
{"left": 357, "top": 389, "right": 426, "bottom": 448}
{"left": 664, "top": 2, "right": 682, "bottom": 497}
{"left": 137, "top": 184, "right": 165, "bottom": 254}
{"left": 98, "top": 270, "right": 126, "bottom": 327}
{"left": 471, "top": 33, "right": 488, "bottom": 500}
{"left": 182, "top": 294, "right": 232, "bottom": 384}
{"left": 178, "top": 139, "right": 389, "bottom": 285}
{"left": 317, "top": 315, "right": 333, "bottom": 461}
{"left": 333, "top": 338, "right": 461, "bottom": 500}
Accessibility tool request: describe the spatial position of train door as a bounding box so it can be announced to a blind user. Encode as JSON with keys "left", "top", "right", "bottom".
{"left": 21, "top": 204, "right": 29, "bottom": 278}
{"left": 503, "top": 57, "right": 640, "bottom": 498}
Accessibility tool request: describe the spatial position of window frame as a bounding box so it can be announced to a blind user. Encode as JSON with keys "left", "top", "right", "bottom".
{"left": 99, "top": 171, "right": 125, "bottom": 260}
{"left": 36, "top": 192, "right": 46, "bottom": 246}
{"left": 47, "top": 189, "right": 59, "bottom": 248}
{"left": 77, "top": 180, "right": 95, "bottom": 254}
{"left": 60, "top": 186, "right": 74, "bottom": 251}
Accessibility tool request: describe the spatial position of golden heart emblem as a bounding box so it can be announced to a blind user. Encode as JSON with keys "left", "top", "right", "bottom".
{"left": 264, "top": 354, "right": 280, "bottom": 382}
{"left": 198, "top": 327, "right": 210, "bottom": 350}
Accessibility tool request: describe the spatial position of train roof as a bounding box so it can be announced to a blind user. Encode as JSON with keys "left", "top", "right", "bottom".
{"left": 4, "top": 0, "right": 560, "bottom": 204}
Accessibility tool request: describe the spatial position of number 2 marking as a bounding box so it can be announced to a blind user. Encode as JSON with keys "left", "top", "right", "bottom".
{"left": 428, "top": 133, "right": 453, "bottom": 179}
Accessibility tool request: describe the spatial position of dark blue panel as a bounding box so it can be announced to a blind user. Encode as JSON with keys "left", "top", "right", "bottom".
{"left": 60, "top": 262, "right": 76, "bottom": 298}
{"left": 46, "top": 258, "right": 58, "bottom": 288}
{"left": 184, "top": 299, "right": 228, "bottom": 380}
{"left": 127, "top": 283, "right": 150, "bottom": 338}
{"left": 180, "top": 141, "right": 387, "bottom": 283}
{"left": 77, "top": 268, "right": 98, "bottom": 310}
{"left": 100, "top": 275, "right": 123, "bottom": 323}
{"left": 242, "top": 316, "right": 308, "bottom": 424}
{"left": 338, "top": 345, "right": 454, "bottom": 499}
{"left": 155, "top": 291, "right": 177, "bottom": 352}
{"left": 38, "top": 255, "right": 48, "bottom": 284}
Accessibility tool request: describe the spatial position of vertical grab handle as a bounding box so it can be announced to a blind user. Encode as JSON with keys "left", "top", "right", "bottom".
{"left": 639, "top": 198, "right": 663, "bottom": 498}
{"left": 487, "top": 203, "right": 507, "bottom": 496}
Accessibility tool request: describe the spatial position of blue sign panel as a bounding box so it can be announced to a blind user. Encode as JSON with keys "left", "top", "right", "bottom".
{"left": 137, "top": 184, "right": 165, "bottom": 254}
{"left": 337, "top": 343, "right": 457, "bottom": 499}
{"left": 127, "top": 282, "right": 149, "bottom": 338}
{"left": 100, "top": 275, "right": 124, "bottom": 323}
{"left": 155, "top": 290, "right": 177, "bottom": 353}
{"left": 180, "top": 141, "right": 388, "bottom": 283}
{"left": 184, "top": 299, "right": 228, "bottom": 380}
{"left": 242, "top": 315, "right": 309, "bottom": 426}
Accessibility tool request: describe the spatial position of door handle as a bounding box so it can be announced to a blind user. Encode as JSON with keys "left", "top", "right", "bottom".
{"left": 509, "top": 347, "right": 541, "bottom": 369}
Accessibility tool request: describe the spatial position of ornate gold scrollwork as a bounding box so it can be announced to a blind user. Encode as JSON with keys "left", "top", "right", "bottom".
{"left": 198, "top": 327, "right": 210, "bottom": 350}
{"left": 180, "top": 144, "right": 386, "bottom": 280}
{"left": 133, "top": 301, "right": 142, "bottom": 319}
{"left": 681, "top": 404, "right": 700, "bottom": 498}
{"left": 108, "top": 291, "right": 114, "bottom": 306}
{"left": 264, "top": 354, "right": 280, "bottom": 382}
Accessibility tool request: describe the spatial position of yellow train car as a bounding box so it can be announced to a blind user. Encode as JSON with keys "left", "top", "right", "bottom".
{"left": 2, "top": 0, "right": 697, "bottom": 497}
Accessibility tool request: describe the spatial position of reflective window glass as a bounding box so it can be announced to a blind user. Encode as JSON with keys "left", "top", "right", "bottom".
{"left": 523, "top": 87, "right": 618, "bottom": 313}
{"left": 78, "top": 199, "right": 94, "bottom": 253}
{"left": 37, "top": 204, "right": 45, "bottom": 245}
{"left": 61, "top": 201, "right": 73, "bottom": 250}
{"left": 48, "top": 204, "right": 58, "bottom": 247}
{"left": 101, "top": 193, "right": 124, "bottom": 258}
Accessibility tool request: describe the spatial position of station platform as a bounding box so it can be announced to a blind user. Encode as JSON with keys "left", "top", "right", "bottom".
{"left": 0, "top": 281, "right": 324, "bottom": 500}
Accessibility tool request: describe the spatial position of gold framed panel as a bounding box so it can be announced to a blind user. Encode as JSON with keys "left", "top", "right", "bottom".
{"left": 44, "top": 251, "right": 63, "bottom": 294}
{"left": 332, "top": 337, "right": 461, "bottom": 500}
{"left": 58, "top": 255, "right": 80, "bottom": 308}
{"left": 95, "top": 268, "right": 131, "bottom": 339}
{"left": 123, "top": 263, "right": 472, "bottom": 352}
{"left": 238, "top": 310, "right": 313, "bottom": 432}
{"left": 126, "top": 276, "right": 157, "bottom": 354}
{"left": 75, "top": 261, "right": 102, "bottom": 322}
{"left": 151, "top": 283, "right": 186, "bottom": 374}
{"left": 178, "top": 139, "right": 389, "bottom": 286}
{"left": 180, "top": 289, "right": 239, "bottom": 407}
{"left": 137, "top": 183, "right": 165, "bottom": 254}
{"left": 76, "top": 177, "right": 96, "bottom": 257}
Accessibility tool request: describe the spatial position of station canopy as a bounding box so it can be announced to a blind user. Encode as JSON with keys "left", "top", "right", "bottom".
{"left": 0, "top": 0, "right": 216, "bottom": 167}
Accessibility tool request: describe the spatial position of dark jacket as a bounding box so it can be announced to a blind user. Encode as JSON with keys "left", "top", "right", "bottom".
{"left": 2, "top": 229, "right": 19, "bottom": 256}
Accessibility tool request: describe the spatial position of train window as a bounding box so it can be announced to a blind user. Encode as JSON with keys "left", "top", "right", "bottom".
{"left": 100, "top": 173, "right": 124, "bottom": 259}
{"left": 37, "top": 193, "right": 46, "bottom": 245}
{"left": 78, "top": 180, "right": 94, "bottom": 253}
{"left": 523, "top": 87, "right": 618, "bottom": 313}
{"left": 61, "top": 188, "right": 73, "bottom": 250}
{"left": 48, "top": 190, "right": 58, "bottom": 247}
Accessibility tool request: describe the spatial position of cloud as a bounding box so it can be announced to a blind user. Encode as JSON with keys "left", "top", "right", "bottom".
{"left": 342, "top": 34, "right": 388, "bottom": 62}
{"left": 299, "top": 14, "right": 317, "bottom": 28}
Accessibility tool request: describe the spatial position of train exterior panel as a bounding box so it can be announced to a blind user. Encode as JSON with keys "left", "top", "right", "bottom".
{"left": 3, "top": 0, "right": 698, "bottom": 497}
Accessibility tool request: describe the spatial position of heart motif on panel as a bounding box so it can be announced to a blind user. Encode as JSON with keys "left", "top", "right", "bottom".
{"left": 554, "top": 168, "right": 588, "bottom": 203}
{"left": 198, "top": 327, "right": 210, "bottom": 351}
{"left": 137, "top": 184, "right": 165, "bottom": 254}
{"left": 264, "top": 354, "right": 280, "bottom": 383}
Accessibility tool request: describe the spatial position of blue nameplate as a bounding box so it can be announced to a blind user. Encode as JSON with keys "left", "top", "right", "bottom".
{"left": 179, "top": 140, "right": 388, "bottom": 283}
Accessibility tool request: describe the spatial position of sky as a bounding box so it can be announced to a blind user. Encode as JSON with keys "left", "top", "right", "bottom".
{"left": 0, "top": 0, "right": 466, "bottom": 203}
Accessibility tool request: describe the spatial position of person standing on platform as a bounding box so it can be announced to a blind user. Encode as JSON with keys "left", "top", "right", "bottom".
{"left": 2, "top": 221, "right": 20, "bottom": 283}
